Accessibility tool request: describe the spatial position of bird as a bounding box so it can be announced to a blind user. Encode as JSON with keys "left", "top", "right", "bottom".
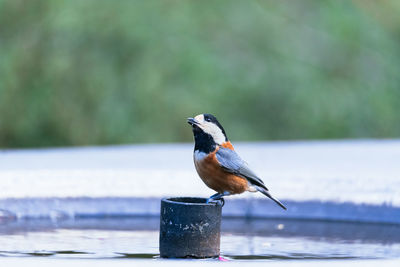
{"left": 187, "top": 113, "right": 286, "bottom": 210}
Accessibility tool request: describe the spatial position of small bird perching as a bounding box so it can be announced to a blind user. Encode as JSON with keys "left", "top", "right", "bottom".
{"left": 159, "top": 114, "right": 286, "bottom": 258}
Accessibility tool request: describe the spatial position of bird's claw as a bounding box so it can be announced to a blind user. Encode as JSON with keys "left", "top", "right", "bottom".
{"left": 206, "top": 197, "right": 225, "bottom": 207}
{"left": 217, "top": 197, "right": 225, "bottom": 207}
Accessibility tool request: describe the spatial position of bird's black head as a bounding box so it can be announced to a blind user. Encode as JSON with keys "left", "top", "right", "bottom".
{"left": 187, "top": 113, "right": 228, "bottom": 153}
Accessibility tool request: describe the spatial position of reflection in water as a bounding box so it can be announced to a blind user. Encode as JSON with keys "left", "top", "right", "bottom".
{"left": 222, "top": 218, "right": 400, "bottom": 244}
{"left": 0, "top": 217, "right": 400, "bottom": 260}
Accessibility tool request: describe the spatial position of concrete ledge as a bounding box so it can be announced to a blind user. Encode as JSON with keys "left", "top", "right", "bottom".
{"left": 1, "top": 140, "right": 399, "bottom": 224}
{"left": 1, "top": 197, "right": 399, "bottom": 224}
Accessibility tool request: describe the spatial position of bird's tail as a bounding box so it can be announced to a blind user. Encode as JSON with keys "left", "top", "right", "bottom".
{"left": 256, "top": 186, "right": 287, "bottom": 210}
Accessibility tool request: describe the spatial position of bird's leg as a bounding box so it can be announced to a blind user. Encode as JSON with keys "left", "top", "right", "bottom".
{"left": 206, "top": 191, "right": 231, "bottom": 206}
{"left": 206, "top": 193, "right": 222, "bottom": 204}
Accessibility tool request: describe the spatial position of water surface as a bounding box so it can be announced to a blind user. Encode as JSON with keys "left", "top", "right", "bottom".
{"left": 1, "top": 217, "right": 399, "bottom": 260}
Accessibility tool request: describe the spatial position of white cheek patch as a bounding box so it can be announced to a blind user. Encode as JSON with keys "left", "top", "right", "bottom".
{"left": 201, "top": 122, "right": 226, "bottom": 145}
{"left": 193, "top": 114, "right": 226, "bottom": 145}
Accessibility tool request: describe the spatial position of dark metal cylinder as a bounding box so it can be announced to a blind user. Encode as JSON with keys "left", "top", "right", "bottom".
{"left": 159, "top": 197, "right": 222, "bottom": 258}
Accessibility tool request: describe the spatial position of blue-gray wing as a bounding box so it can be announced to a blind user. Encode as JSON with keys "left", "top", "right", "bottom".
{"left": 215, "top": 147, "right": 267, "bottom": 189}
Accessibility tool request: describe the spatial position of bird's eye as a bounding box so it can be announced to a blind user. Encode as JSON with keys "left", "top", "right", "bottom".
{"left": 205, "top": 117, "right": 211, "bottom": 122}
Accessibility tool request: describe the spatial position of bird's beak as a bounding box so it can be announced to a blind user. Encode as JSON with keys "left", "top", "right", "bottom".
{"left": 187, "top": 117, "right": 199, "bottom": 126}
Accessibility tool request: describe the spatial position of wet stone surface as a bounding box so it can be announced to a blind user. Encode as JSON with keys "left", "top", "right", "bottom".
{"left": 1, "top": 217, "right": 400, "bottom": 260}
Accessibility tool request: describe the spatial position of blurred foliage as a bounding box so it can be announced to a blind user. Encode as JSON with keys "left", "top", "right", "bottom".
{"left": 0, "top": 0, "right": 400, "bottom": 147}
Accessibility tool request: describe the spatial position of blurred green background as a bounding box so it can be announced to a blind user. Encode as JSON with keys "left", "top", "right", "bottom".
{"left": 1, "top": 0, "right": 399, "bottom": 148}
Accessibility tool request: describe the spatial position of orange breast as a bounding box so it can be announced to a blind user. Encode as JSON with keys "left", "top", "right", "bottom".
{"left": 194, "top": 147, "right": 248, "bottom": 194}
